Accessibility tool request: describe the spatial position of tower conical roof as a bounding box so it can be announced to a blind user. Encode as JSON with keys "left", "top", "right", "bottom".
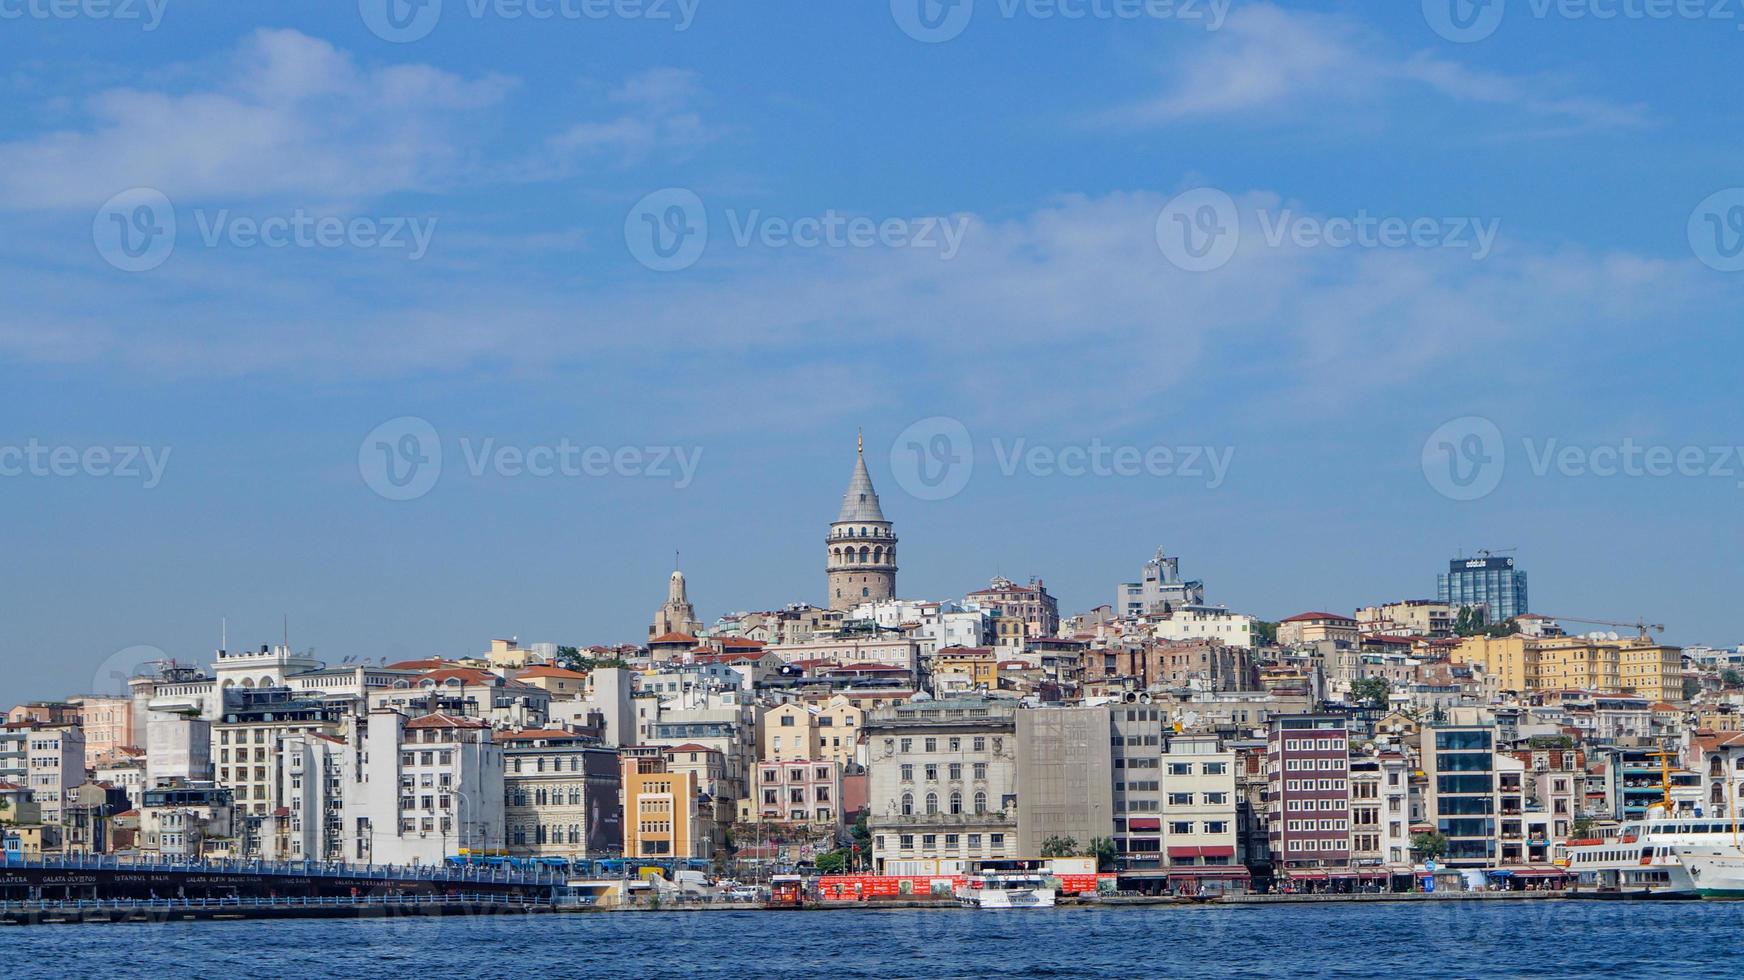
{"left": 835, "top": 436, "right": 887, "bottom": 523}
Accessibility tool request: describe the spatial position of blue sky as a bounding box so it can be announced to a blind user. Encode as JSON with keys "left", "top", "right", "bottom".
{"left": 2, "top": 0, "right": 1741, "bottom": 701}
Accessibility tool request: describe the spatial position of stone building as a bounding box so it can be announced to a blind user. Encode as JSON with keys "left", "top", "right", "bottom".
{"left": 500, "top": 729, "right": 622, "bottom": 860}
{"left": 651, "top": 566, "right": 704, "bottom": 639}
{"left": 826, "top": 435, "right": 897, "bottom": 612}
{"left": 865, "top": 698, "right": 1017, "bottom": 870}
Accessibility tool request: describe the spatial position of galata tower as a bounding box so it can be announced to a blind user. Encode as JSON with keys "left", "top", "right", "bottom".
{"left": 827, "top": 433, "right": 898, "bottom": 611}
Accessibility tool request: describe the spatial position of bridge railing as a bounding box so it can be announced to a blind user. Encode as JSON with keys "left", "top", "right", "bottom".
{"left": 0, "top": 853, "right": 562, "bottom": 885}
{"left": 0, "top": 892, "right": 547, "bottom": 912}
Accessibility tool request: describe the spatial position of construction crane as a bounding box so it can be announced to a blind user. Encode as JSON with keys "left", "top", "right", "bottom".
{"left": 1537, "top": 615, "right": 1666, "bottom": 642}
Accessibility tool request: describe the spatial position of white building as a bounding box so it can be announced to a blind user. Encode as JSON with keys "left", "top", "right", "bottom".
{"left": 342, "top": 709, "right": 505, "bottom": 866}
{"left": 1152, "top": 607, "right": 1255, "bottom": 650}
{"left": 23, "top": 725, "right": 84, "bottom": 824}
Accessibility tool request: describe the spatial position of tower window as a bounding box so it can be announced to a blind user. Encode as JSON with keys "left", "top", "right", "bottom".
{"left": 862, "top": 588, "right": 870, "bottom": 597}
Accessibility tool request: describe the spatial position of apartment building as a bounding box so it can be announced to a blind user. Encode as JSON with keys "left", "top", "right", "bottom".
{"left": 215, "top": 688, "right": 345, "bottom": 818}
{"left": 621, "top": 750, "right": 710, "bottom": 860}
{"left": 1158, "top": 733, "right": 1240, "bottom": 890}
{"left": 1014, "top": 706, "right": 1113, "bottom": 858}
{"left": 1268, "top": 715, "right": 1352, "bottom": 877}
{"left": 1420, "top": 722, "right": 1499, "bottom": 868}
{"left": 1452, "top": 634, "right": 1683, "bottom": 702}
{"left": 343, "top": 709, "right": 505, "bottom": 866}
{"left": 752, "top": 758, "right": 844, "bottom": 827}
{"left": 1348, "top": 752, "right": 1411, "bottom": 868}
{"left": 22, "top": 724, "right": 84, "bottom": 825}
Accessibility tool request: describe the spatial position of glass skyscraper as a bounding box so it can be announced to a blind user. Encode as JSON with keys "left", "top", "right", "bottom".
{"left": 1437, "top": 556, "right": 1529, "bottom": 622}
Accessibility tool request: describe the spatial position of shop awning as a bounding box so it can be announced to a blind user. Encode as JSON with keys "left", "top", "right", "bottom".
{"left": 1127, "top": 817, "right": 1161, "bottom": 831}
{"left": 1289, "top": 871, "right": 1329, "bottom": 880}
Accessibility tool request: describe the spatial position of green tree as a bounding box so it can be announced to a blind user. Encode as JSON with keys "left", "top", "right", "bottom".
{"left": 1723, "top": 670, "right": 1744, "bottom": 689}
{"left": 1040, "top": 835, "right": 1080, "bottom": 858}
{"left": 1253, "top": 621, "right": 1279, "bottom": 646}
{"left": 1571, "top": 816, "right": 1595, "bottom": 839}
{"left": 815, "top": 849, "right": 850, "bottom": 874}
{"left": 1410, "top": 832, "right": 1448, "bottom": 861}
{"left": 1454, "top": 606, "right": 1489, "bottom": 637}
{"left": 1349, "top": 677, "right": 1391, "bottom": 710}
{"left": 1089, "top": 836, "right": 1118, "bottom": 872}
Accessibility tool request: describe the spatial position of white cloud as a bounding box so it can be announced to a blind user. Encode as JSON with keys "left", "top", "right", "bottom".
{"left": 0, "top": 29, "right": 516, "bottom": 209}
{"left": 1118, "top": 3, "right": 1647, "bottom": 131}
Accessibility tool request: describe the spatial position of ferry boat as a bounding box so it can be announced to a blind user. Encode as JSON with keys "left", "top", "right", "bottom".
{"left": 1565, "top": 812, "right": 1744, "bottom": 897}
{"left": 1674, "top": 845, "right": 1744, "bottom": 898}
{"left": 954, "top": 872, "right": 1057, "bottom": 909}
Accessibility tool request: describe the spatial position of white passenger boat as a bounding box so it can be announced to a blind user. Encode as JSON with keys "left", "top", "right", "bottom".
{"left": 954, "top": 872, "right": 1056, "bottom": 909}
{"left": 1565, "top": 810, "right": 1744, "bottom": 897}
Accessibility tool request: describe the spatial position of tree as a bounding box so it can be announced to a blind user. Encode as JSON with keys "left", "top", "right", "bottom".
{"left": 1723, "top": 670, "right": 1744, "bottom": 689}
{"left": 1253, "top": 621, "right": 1279, "bottom": 646}
{"left": 1350, "top": 677, "right": 1391, "bottom": 710}
{"left": 1089, "top": 836, "right": 1118, "bottom": 872}
{"left": 815, "top": 849, "right": 850, "bottom": 874}
{"left": 1040, "top": 835, "right": 1079, "bottom": 858}
{"left": 1410, "top": 832, "right": 1448, "bottom": 861}
{"left": 1453, "top": 606, "right": 1488, "bottom": 637}
{"left": 1571, "top": 816, "right": 1595, "bottom": 840}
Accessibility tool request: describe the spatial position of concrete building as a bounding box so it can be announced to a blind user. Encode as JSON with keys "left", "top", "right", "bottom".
{"left": 826, "top": 435, "right": 897, "bottom": 611}
{"left": 67, "top": 695, "right": 137, "bottom": 768}
{"left": 139, "top": 785, "right": 235, "bottom": 859}
{"left": 145, "top": 711, "right": 212, "bottom": 788}
{"left": 274, "top": 731, "right": 349, "bottom": 861}
{"left": 965, "top": 577, "right": 1060, "bottom": 639}
{"left": 752, "top": 758, "right": 845, "bottom": 827}
{"left": 1153, "top": 607, "right": 1256, "bottom": 650}
{"left": 865, "top": 699, "right": 1018, "bottom": 870}
{"left": 1014, "top": 706, "right": 1113, "bottom": 858}
{"left": 1110, "top": 703, "right": 1168, "bottom": 870}
{"left": 1349, "top": 752, "right": 1411, "bottom": 868}
{"left": 22, "top": 724, "right": 84, "bottom": 825}
{"left": 1277, "top": 612, "right": 1359, "bottom": 648}
{"left": 501, "top": 729, "right": 622, "bottom": 860}
{"left": 1117, "top": 548, "right": 1206, "bottom": 617}
{"left": 1268, "top": 715, "right": 1352, "bottom": 878}
{"left": 1355, "top": 601, "right": 1455, "bottom": 638}
{"left": 343, "top": 709, "right": 505, "bottom": 866}
{"left": 1451, "top": 634, "right": 1684, "bottom": 702}
{"left": 621, "top": 751, "right": 710, "bottom": 860}
{"left": 215, "top": 688, "right": 345, "bottom": 819}
{"left": 1159, "top": 733, "right": 1240, "bottom": 889}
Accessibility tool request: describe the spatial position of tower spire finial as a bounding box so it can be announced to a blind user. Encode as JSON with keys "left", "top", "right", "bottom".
{"left": 857, "top": 428, "right": 863, "bottom": 455}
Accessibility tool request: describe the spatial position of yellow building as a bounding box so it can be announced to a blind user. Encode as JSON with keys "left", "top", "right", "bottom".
{"left": 763, "top": 697, "right": 863, "bottom": 766}
{"left": 621, "top": 755, "right": 707, "bottom": 860}
{"left": 933, "top": 647, "right": 999, "bottom": 690}
{"left": 1451, "top": 634, "right": 1683, "bottom": 702}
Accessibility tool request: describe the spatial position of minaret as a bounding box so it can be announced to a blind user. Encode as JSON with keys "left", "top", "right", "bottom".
{"left": 826, "top": 432, "right": 898, "bottom": 612}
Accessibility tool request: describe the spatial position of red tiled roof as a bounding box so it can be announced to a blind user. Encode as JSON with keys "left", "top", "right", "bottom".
{"left": 386, "top": 658, "right": 455, "bottom": 670}
{"left": 516, "top": 666, "right": 589, "bottom": 680}
{"left": 421, "top": 667, "right": 501, "bottom": 685}
{"left": 1282, "top": 611, "right": 1356, "bottom": 623}
{"left": 649, "top": 632, "right": 698, "bottom": 644}
{"left": 665, "top": 743, "right": 718, "bottom": 754}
